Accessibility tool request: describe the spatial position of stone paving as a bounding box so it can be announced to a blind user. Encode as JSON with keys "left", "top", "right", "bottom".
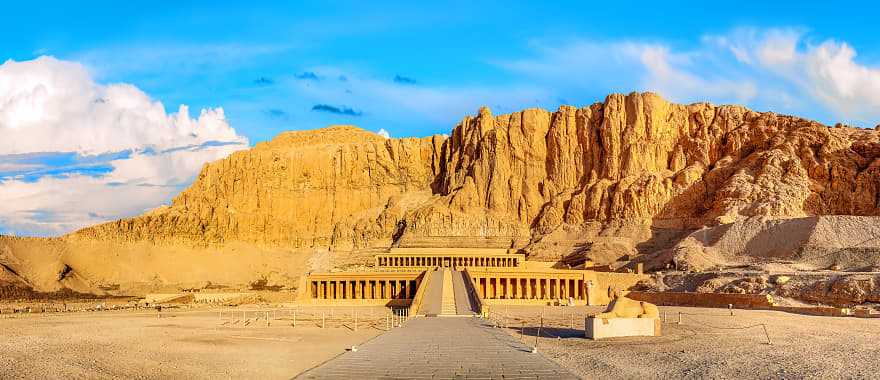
{"left": 296, "top": 317, "right": 579, "bottom": 379}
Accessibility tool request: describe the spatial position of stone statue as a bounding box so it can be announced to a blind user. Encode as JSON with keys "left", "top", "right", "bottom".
{"left": 595, "top": 286, "right": 659, "bottom": 319}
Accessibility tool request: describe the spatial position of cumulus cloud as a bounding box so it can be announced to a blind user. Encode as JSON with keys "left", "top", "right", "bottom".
{"left": 0, "top": 56, "right": 245, "bottom": 154}
{"left": 0, "top": 56, "right": 248, "bottom": 236}
{"left": 376, "top": 128, "right": 390, "bottom": 139}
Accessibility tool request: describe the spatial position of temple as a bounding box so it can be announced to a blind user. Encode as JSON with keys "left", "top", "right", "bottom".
{"left": 299, "top": 247, "right": 646, "bottom": 315}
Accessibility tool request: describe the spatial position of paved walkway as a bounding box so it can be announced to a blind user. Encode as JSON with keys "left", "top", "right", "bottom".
{"left": 296, "top": 317, "right": 579, "bottom": 379}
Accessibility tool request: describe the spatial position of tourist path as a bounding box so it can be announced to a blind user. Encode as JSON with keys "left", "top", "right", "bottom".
{"left": 296, "top": 317, "right": 579, "bottom": 379}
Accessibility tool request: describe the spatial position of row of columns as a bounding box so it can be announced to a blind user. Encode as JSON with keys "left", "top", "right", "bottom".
{"left": 377, "top": 256, "right": 518, "bottom": 268}
{"left": 473, "top": 276, "right": 586, "bottom": 301}
{"left": 310, "top": 279, "right": 417, "bottom": 300}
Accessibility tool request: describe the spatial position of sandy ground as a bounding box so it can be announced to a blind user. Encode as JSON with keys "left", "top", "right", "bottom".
{"left": 0, "top": 306, "right": 389, "bottom": 379}
{"left": 491, "top": 305, "right": 880, "bottom": 379}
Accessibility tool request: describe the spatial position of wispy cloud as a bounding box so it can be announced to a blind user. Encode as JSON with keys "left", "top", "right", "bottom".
{"left": 265, "top": 108, "right": 288, "bottom": 119}
{"left": 393, "top": 74, "right": 417, "bottom": 85}
{"left": 295, "top": 71, "right": 320, "bottom": 81}
{"left": 253, "top": 76, "right": 274, "bottom": 85}
{"left": 499, "top": 27, "right": 880, "bottom": 126}
{"left": 311, "top": 104, "right": 363, "bottom": 116}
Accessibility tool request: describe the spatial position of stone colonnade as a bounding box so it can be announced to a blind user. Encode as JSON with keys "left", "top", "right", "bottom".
{"left": 310, "top": 278, "right": 419, "bottom": 300}
{"left": 471, "top": 274, "right": 587, "bottom": 301}
{"left": 376, "top": 255, "right": 520, "bottom": 268}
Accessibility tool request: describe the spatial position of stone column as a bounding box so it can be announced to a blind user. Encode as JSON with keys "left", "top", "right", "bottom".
{"left": 525, "top": 278, "right": 532, "bottom": 299}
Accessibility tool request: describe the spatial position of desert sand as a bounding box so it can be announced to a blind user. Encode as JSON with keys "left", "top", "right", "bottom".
{"left": 0, "top": 306, "right": 387, "bottom": 379}
{"left": 494, "top": 305, "right": 880, "bottom": 379}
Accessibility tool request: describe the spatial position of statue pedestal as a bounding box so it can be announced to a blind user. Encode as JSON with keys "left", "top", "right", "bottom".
{"left": 584, "top": 317, "right": 661, "bottom": 340}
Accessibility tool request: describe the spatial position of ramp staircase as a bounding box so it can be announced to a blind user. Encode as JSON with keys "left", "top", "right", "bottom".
{"left": 415, "top": 267, "right": 481, "bottom": 317}
{"left": 439, "top": 269, "right": 457, "bottom": 315}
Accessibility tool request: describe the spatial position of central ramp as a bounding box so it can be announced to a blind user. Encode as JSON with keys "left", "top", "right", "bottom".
{"left": 297, "top": 318, "right": 578, "bottom": 379}
{"left": 417, "top": 268, "right": 480, "bottom": 317}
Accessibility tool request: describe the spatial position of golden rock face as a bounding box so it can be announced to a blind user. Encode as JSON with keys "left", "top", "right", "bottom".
{"left": 69, "top": 92, "right": 880, "bottom": 251}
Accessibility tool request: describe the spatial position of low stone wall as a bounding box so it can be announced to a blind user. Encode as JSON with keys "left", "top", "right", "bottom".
{"left": 625, "top": 291, "right": 774, "bottom": 309}
{"left": 626, "top": 291, "right": 880, "bottom": 318}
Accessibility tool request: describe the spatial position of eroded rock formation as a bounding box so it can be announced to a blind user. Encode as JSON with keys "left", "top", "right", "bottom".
{"left": 3, "top": 92, "right": 880, "bottom": 295}
{"left": 69, "top": 92, "right": 880, "bottom": 252}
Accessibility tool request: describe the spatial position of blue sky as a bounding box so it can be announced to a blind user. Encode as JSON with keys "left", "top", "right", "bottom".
{"left": 2, "top": 1, "right": 880, "bottom": 235}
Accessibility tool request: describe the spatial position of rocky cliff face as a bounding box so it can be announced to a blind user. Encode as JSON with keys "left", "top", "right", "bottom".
{"left": 69, "top": 92, "right": 880, "bottom": 253}
{"left": 71, "top": 126, "right": 445, "bottom": 249}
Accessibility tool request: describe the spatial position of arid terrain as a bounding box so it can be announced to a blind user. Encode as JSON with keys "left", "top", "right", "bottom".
{"left": 496, "top": 305, "right": 880, "bottom": 379}
{"left": 0, "top": 305, "right": 387, "bottom": 380}
{"left": 3, "top": 304, "right": 877, "bottom": 379}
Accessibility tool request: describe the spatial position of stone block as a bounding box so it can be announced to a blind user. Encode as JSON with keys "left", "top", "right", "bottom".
{"left": 584, "top": 317, "right": 661, "bottom": 340}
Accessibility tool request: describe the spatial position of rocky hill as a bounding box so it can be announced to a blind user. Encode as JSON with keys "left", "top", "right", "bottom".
{"left": 71, "top": 92, "right": 880, "bottom": 251}
{"left": 3, "top": 92, "right": 880, "bottom": 295}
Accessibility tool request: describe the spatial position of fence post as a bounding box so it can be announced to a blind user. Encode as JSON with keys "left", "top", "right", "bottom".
{"left": 677, "top": 312, "right": 682, "bottom": 325}
{"left": 533, "top": 314, "right": 543, "bottom": 353}
{"left": 762, "top": 324, "right": 772, "bottom": 345}
{"left": 266, "top": 311, "right": 269, "bottom": 327}
{"left": 293, "top": 310, "right": 296, "bottom": 327}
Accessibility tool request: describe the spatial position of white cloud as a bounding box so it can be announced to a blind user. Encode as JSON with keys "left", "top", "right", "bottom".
{"left": 0, "top": 56, "right": 248, "bottom": 236}
{"left": 501, "top": 28, "right": 880, "bottom": 126}
{"left": 0, "top": 56, "right": 245, "bottom": 154}
{"left": 376, "top": 128, "right": 390, "bottom": 139}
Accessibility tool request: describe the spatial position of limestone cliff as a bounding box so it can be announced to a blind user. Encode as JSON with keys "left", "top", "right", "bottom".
{"left": 69, "top": 92, "right": 880, "bottom": 252}
{"left": 71, "top": 126, "right": 445, "bottom": 249}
